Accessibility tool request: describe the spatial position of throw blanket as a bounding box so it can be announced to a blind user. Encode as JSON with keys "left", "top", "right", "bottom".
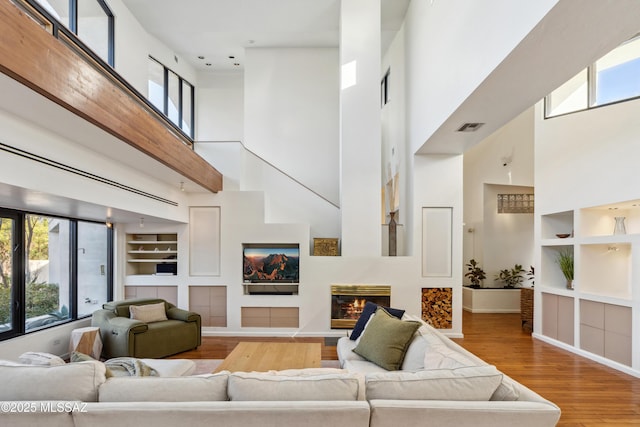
{"left": 104, "top": 357, "right": 158, "bottom": 377}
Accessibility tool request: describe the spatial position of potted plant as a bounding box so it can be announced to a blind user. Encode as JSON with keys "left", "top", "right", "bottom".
{"left": 495, "top": 264, "right": 525, "bottom": 288}
{"left": 556, "top": 249, "right": 574, "bottom": 289}
{"left": 465, "top": 259, "right": 486, "bottom": 288}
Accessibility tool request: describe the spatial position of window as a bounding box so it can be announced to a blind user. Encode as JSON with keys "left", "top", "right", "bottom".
{"left": 0, "top": 209, "right": 112, "bottom": 340}
{"left": 76, "top": 0, "right": 114, "bottom": 66}
{"left": 147, "top": 57, "right": 195, "bottom": 139}
{"left": 381, "top": 69, "right": 390, "bottom": 107}
{"left": 25, "top": 215, "right": 71, "bottom": 331}
{"left": 545, "top": 35, "right": 640, "bottom": 118}
{"left": 33, "top": 0, "right": 114, "bottom": 66}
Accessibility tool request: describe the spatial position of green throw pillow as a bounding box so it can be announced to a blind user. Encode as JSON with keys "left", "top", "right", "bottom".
{"left": 353, "top": 307, "right": 420, "bottom": 370}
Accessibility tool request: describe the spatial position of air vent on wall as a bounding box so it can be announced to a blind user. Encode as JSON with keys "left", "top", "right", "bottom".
{"left": 0, "top": 141, "right": 178, "bottom": 206}
{"left": 456, "top": 122, "right": 485, "bottom": 132}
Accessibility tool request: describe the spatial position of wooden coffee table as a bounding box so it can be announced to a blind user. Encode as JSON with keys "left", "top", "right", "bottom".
{"left": 213, "top": 342, "right": 322, "bottom": 373}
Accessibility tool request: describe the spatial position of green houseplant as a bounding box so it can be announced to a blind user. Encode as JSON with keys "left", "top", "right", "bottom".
{"left": 496, "top": 264, "right": 525, "bottom": 288}
{"left": 465, "top": 259, "right": 486, "bottom": 288}
{"left": 556, "top": 249, "right": 574, "bottom": 289}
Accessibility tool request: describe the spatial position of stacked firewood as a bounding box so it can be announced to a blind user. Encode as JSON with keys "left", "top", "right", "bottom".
{"left": 421, "top": 287, "right": 452, "bottom": 329}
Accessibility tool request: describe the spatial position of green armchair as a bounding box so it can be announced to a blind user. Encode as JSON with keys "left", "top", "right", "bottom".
{"left": 91, "top": 298, "right": 201, "bottom": 359}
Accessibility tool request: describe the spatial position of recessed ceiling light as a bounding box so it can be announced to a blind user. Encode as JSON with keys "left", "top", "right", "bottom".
{"left": 228, "top": 55, "right": 235, "bottom": 59}
{"left": 205, "top": 63, "right": 212, "bottom": 66}
{"left": 198, "top": 55, "right": 204, "bottom": 60}
{"left": 234, "top": 63, "right": 240, "bottom": 66}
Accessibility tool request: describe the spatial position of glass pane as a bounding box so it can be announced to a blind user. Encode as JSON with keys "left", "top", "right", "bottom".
{"left": 182, "top": 81, "right": 193, "bottom": 136}
{"left": 77, "top": 222, "right": 108, "bottom": 318}
{"left": 546, "top": 69, "right": 588, "bottom": 117}
{"left": 0, "top": 217, "right": 15, "bottom": 334}
{"left": 594, "top": 36, "right": 640, "bottom": 106}
{"left": 25, "top": 215, "right": 70, "bottom": 331}
{"left": 77, "top": 0, "right": 110, "bottom": 64}
{"left": 35, "top": 0, "right": 70, "bottom": 28}
{"left": 167, "top": 71, "right": 180, "bottom": 125}
{"left": 148, "top": 58, "right": 165, "bottom": 111}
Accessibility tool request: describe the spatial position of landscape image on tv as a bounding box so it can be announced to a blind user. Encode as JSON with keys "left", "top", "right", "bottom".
{"left": 243, "top": 244, "right": 300, "bottom": 283}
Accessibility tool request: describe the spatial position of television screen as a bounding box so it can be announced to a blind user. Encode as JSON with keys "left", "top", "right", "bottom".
{"left": 243, "top": 243, "right": 300, "bottom": 283}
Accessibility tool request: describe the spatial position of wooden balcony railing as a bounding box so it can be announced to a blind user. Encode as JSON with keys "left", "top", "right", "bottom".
{"left": 0, "top": 0, "right": 223, "bottom": 193}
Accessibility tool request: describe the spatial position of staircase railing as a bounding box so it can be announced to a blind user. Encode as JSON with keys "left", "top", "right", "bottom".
{"left": 196, "top": 140, "right": 340, "bottom": 209}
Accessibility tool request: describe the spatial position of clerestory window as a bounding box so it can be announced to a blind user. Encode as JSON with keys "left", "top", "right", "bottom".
{"left": 148, "top": 56, "right": 195, "bottom": 139}
{"left": 545, "top": 34, "right": 640, "bottom": 118}
{"left": 33, "top": 0, "right": 115, "bottom": 67}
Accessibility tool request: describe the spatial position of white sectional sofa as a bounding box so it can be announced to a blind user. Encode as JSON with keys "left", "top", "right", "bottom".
{"left": 0, "top": 362, "right": 369, "bottom": 427}
{"left": 0, "top": 312, "right": 560, "bottom": 427}
{"left": 337, "top": 313, "right": 561, "bottom": 427}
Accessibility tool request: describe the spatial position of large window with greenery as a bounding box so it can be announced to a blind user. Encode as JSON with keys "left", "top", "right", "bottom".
{"left": 545, "top": 34, "right": 640, "bottom": 118}
{"left": 0, "top": 209, "right": 112, "bottom": 340}
{"left": 148, "top": 56, "right": 195, "bottom": 138}
{"left": 33, "top": 0, "right": 115, "bottom": 66}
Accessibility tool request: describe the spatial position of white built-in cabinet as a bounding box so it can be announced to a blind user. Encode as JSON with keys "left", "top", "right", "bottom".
{"left": 126, "top": 233, "right": 178, "bottom": 276}
{"left": 538, "top": 200, "right": 639, "bottom": 375}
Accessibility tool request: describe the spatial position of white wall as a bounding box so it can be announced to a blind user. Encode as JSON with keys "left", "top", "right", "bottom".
{"left": 381, "top": 23, "right": 408, "bottom": 253}
{"left": 0, "top": 108, "right": 188, "bottom": 223}
{"left": 244, "top": 48, "right": 340, "bottom": 206}
{"left": 403, "top": 0, "right": 557, "bottom": 152}
{"left": 482, "top": 184, "right": 534, "bottom": 285}
{"left": 413, "top": 154, "right": 464, "bottom": 334}
{"left": 535, "top": 98, "right": 640, "bottom": 213}
{"left": 182, "top": 187, "right": 463, "bottom": 337}
{"left": 463, "top": 108, "right": 535, "bottom": 283}
{"left": 197, "top": 72, "right": 244, "bottom": 142}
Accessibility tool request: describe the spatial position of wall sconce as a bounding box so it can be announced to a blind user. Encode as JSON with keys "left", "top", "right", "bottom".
{"left": 139, "top": 217, "right": 145, "bottom": 228}
{"left": 180, "top": 181, "right": 184, "bottom": 192}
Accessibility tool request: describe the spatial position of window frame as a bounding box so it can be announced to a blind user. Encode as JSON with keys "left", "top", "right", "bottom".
{"left": 148, "top": 56, "right": 195, "bottom": 139}
{"left": 30, "top": 0, "right": 115, "bottom": 67}
{"left": 381, "top": 68, "right": 390, "bottom": 107}
{"left": 544, "top": 34, "right": 640, "bottom": 119}
{"left": 0, "top": 207, "right": 113, "bottom": 342}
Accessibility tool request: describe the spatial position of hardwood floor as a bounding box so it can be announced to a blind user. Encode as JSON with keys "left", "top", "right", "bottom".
{"left": 171, "top": 311, "right": 640, "bottom": 426}
{"left": 452, "top": 311, "right": 640, "bottom": 426}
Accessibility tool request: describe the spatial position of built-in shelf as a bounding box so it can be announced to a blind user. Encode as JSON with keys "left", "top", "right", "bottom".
{"left": 538, "top": 200, "right": 640, "bottom": 375}
{"left": 541, "top": 210, "right": 573, "bottom": 240}
{"left": 126, "top": 233, "right": 178, "bottom": 276}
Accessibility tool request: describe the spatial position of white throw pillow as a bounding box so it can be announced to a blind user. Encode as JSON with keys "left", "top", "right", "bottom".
{"left": 19, "top": 351, "right": 66, "bottom": 366}
{"left": 129, "top": 302, "right": 168, "bottom": 323}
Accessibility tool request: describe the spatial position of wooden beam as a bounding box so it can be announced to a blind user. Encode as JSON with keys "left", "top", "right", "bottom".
{"left": 0, "top": 0, "right": 222, "bottom": 193}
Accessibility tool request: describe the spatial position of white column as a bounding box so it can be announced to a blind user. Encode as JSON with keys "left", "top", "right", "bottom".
{"left": 339, "top": 0, "right": 381, "bottom": 256}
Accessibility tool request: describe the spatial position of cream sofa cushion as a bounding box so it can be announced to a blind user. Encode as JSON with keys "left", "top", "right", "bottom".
{"left": 365, "top": 365, "right": 503, "bottom": 401}
{"left": 129, "top": 302, "right": 168, "bottom": 323}
{"left": 228, "top": 371, "right": 362, "bottom": 401}
{"left": 0, "top": 361, "right": 106, "bottom": 402}
{"left": 98, "top": 373, "right": 229, "bottom": 402}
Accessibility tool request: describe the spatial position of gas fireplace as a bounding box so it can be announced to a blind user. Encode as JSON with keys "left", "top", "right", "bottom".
{"left": 331, "top": 285, "right": 391, "bottom": 329}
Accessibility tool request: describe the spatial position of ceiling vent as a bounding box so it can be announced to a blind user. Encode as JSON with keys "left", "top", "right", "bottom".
{"left": 456, "top": 122, "right": 485, "bottom": 132}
